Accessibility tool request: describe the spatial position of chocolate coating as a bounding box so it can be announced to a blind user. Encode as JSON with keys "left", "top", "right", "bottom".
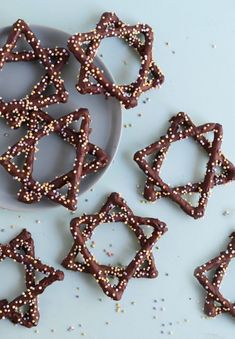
{"left": 68, "top": 12, "right": 164, "bottom": 109}
{"left": 0, "top": 109, "right": 91, "bottom": 210}
{"left": 0, "top": 229, "right": 64, "bottom": 327}
{"left": 17, "top": 109, "right": 110, "bottom": 205}
{"left": 0, "top": 19, "right": 69, "bottom": 128}
{"left": 194, "top": 232, "right": 235, "bottom": 318}
{"left": 62, "top": 192, "right": 167, "bottom": 300}
{"left": 134, "top": 112, "right": 235, "bottom": 219}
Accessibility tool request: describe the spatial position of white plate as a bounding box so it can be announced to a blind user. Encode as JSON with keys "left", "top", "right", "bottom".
{"left": 0, "top": 25, "right": 122, "bottom": 211}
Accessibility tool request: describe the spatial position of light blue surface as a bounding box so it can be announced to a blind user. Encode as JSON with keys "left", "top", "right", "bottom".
{"left": 1, "top": 1, "right": 235, "bottom": 338}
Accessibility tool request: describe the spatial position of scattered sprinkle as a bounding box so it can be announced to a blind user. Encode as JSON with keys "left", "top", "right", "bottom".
{"left": 115, "top": 303, "right": 121, "bottom": 313}
{"left": 91, "top": 241, "right": 96, "bottom": 248}
{"left": 67, "top": 326, "right": 75, "bottom": 332}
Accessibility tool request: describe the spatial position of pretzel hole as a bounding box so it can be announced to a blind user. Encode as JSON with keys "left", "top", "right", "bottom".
{"left": 82, "top": 152, "right": 99, "bottom": 172}
{"left": 17, "top": 303, "right": 30, "bottom": 316}
{"left": 15, "top": 247, "right": 27, "bottom": 256}
{"left": 95, "top": 37, "right": 141, "bottom": 85}
{"left": 0, "top": 58, "right": 45, "bottom": 102}
{"left": 214, "top": 165, "right": 223, "bottom": 176}
{"left": 0, "top": 259, "right": 26, "bottom": 301}
{"left": 203, "top": 131, "right": 215, "bottom": 143}
{"left": 105, "top": 23, "right": 116, "bottom": 31}
{"left": 180, "top": 192, "right": 201, "bottom": 207}
{"left": 11, "top": 34, "right": 34, "bottom": 53}
{"left": 87, "top": 75, "right": 98, "bottom": 85}
{"left": 107, "top": 206, "right": 126, "bottom": 215}
{"left": 144, "top": 152, "right": 157, "bottom": 167}
{"left": 160, "top": 138, "right": 208, "bottom": 187}
{"left": 205, "top": 267, "right": 218, "bottom": 281}
{"left": 12, "top": 153, "right": 29, "bottom": 171}
{"left": 136, "top": 33, "right": 146, "bottom": 44}
{"left": 176, "top": 124, "right": 188, "bottom": 133}
{"left": 75, "top": 253, "right": 86, "bottom": 264}
{"left": 213, "top": 300, "right": 222, "bottom": 308}
{"left": 139, "top": 260, "right": 150, "bottom": 270}
{"left": 81, "top": 42, "right": 89, "bottom": 52}
{"left": 0, "top": 27, "right": 64, "bottom": 103}
{"left": 32, "top": 134, "right": 76, "bottom": 182}
{"left": 107, "top": 275, "right": 119, "bottom": 286}
{"left": 139, "top": 225, "right": 154, "bottom": 238}
{"left": 41, "top": 83, "right": 57, "bottom": 97}
{"left": 86, "top": 222, "right": 140, "bottom": 266}
{"left": 49, "top": 184, "right": 70, "bottom": 198}
{"left": 147, "top": 71, "right": 156, "bottom": 83}
{"left": 35, "top": 270, "right": 48, "bottom": 281}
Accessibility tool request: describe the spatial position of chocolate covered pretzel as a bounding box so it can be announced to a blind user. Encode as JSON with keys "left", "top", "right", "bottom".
{"left": 134, "top": 112, "right": 235, "bottom": 219}
{"left": 0, "top": 19, "right": 69, "bottom": 128}
{"left": 17, "top": 109, "right": 109, "bottom": 204}
{"left": 62, "top": 192, "right": 167, "bottom": 300}
{"left": 0, "top": 109, "right": 91, "bottom": 210}
{"left": 68, "top": 12, "right": 164, "bottom": 109}
{"left": 0, "top": 229, "right": 64, "bottom": 327}
{"left": 194, "top": 232, "right": 235, "bottom": 318}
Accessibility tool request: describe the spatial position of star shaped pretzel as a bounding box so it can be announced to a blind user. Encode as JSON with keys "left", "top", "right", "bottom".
{"left": 0, "top": 109, "right": 92, "bottom": 210}
{"left": 62, "top": 192, "right": 167, "bottom": 300}
{"left": 0, "top": 19, "right": 69, "bottom": 128}
{"left": 17, "top": 109, "right": 109, "bottom": 205}
{"left": 0, "top": 229, "right": 64, "bottom": 327}
{"left": 194, "top": 232, "right": 235, "bottom": 318}
{"left": 68, "top": 12, "right": 164, "bottom": 109}
{"left": 134, "top": 112, "right": 235, "bottom": 219}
